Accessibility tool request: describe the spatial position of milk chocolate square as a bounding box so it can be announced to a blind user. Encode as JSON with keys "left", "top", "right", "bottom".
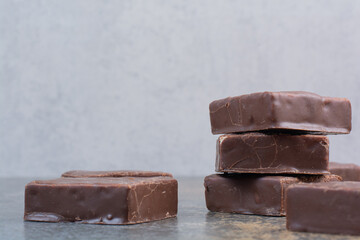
{"left": 329, "top": 162, "right": 360, "bottom": 181}
{"left": 216, "top": 133, "right": 329, "bottom": 174}
{"left": 24, "top": 171, "right": 177, "bottom": 225}
{"left": 204, "top": 174, "right": 341, "bottom": 216}
{"left": 286, "top": 182, "right": 360, "bottom": 235}
{"left": 209, "top": 91, "right": 351, "bottom": 134}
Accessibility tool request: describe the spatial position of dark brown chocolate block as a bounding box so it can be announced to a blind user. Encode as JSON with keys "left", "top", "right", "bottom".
{"left": 24, "top": 175, "right": 177, "bottom": 225}
{"left": 209, "top": 91, "right": 351, "bottom": 135}
{"left": 286, "top": 182, "right": 360, "bottom": 235}
{"left": 62, "top": 170, "right": 173, "bottom": 178}
{"left": 329, "top": 162, "right": 360, "bottom": 181}
{"left": 216, "top": 133, "right": 329, "bottom": 174}
{"left": 204, "top": 174, "right": 341, "bottom": 216}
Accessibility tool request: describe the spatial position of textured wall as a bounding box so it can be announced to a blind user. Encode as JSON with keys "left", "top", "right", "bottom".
{"left": 1, "top": 0, "right": 359, "bottom": 177}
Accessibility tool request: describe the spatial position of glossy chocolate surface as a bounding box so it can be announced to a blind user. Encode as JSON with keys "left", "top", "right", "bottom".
{"left": 24, "top": 174, "right": 177, "bottom": 225}
{"left": 286, "top": 181, "right": 360, "bottom": 235}
{"left": 209, "top": 91, "right": 351, "bottom": 134}
{"left": 216, "top": 133, "right": 329, "bottom": 174}
{"left": 329, "top": 162, "right": 360, "bottom": 181}
{"left": 204, "top": 174, "right": 341, "bottom": 216}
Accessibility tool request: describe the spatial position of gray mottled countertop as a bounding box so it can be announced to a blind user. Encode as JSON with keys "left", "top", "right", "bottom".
{"left": 1, "top": 177, "right": 359, "bottom": 240}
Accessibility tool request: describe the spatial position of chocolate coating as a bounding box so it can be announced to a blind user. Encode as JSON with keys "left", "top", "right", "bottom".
{"left": 286, "top": 182, "right": 360, "bottom": 235}
{"left": 329, "top": 162, "right": 360, "bottom": 181}
{"left": 209, "top": 91, "right": 351, "bottom": 135}
{"left": 204, "top": 174, "right": 341, "bottom": 216}
{"left": 62, "top": 170, "right": 173, "bottom": 178}
{"left": 24, "top": 176, "right": 178, "bottom": 225}
{"left": 216, "top": 133, "right": 329, "bottom": 174}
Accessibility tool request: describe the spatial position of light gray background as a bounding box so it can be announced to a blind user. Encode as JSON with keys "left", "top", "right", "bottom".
{"left": 0, "top": 0, "right": 359, "bottom": 177}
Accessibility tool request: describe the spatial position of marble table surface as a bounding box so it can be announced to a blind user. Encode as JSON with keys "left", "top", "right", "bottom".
{"left": 1, "top": 177, "right": 359, "bottom": 240}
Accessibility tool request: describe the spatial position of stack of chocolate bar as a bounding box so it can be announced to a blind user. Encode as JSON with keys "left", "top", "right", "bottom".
{"left": 205, "top": 91, "right": 351, "bottom": 217}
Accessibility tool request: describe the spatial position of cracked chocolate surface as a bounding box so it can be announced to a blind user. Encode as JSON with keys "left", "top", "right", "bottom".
{"left": 209, "top": 91, "right": 351, "bottom": 135}
{"left": 204, "top": 174, "right": 341, "bottom": 216}
{"left": 216, "top": 133, "right": 329, "bottom": 174}
{"left": 24, "top": 173, "right": 178, "bottom": 225}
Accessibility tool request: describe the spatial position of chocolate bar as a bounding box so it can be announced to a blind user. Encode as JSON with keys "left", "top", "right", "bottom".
{"left": 286, "top": 182, "right": 360, "bottom": 235}
{"left": 24, "top": 173, "right": 177, "bottom": 224}
{"left": 209, "top": 91, "right": 351, "bottom": 135}
{"left": 216, "top": 133, "right": 329, "bottom": 174}
{"left": 62, "top": 170, "right": 173, "bottom": 178}
{"left": 329, "top": 162, "right": 360, "bottom": 181}
{"left": 204, "top": 174, "right": 341, "bottom": 216}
